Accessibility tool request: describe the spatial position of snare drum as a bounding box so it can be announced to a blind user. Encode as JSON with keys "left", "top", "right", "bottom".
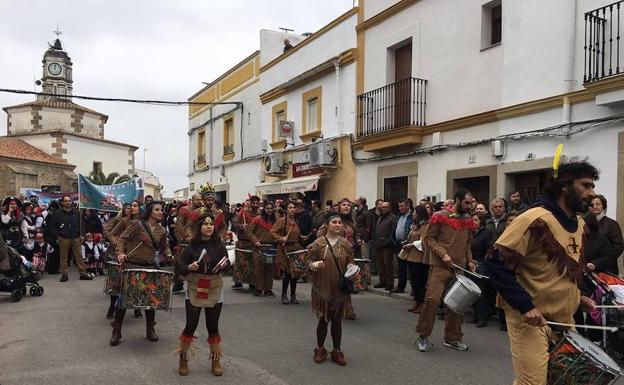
{"left": 548, "top": 330, "right": 623, "bottom": 385}
{"left": 233, "top": 248, "right": 254, "bottom": 284}
{"left": 353, "top": 258, "right": 371, "bottom": 291}
{"left": 443, "top": 274, "right": 481, "bottom": 315}
{"left": 286, "top": 249, "right": 308, "bottom": 278}
{"left": 259, "top": 246, "right": 277, "bottom": 264}
{"left": 120, "top": 269, "right": 174, "bottom": 311}
{"left": 104, "top": 261, "right": 122, "bottom": 295}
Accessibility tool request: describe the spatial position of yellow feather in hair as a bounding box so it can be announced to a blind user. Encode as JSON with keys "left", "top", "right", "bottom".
{"left": 553, "top": 144, "right": 564, "bottom": 178}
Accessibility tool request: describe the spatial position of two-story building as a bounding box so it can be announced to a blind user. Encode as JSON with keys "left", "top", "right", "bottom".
{"left": 353, "top": 0, "right": 624, "bottom": 222}
{"left": 187, "top": 8, "right": 358, "bottom": 205}
{"left": 254, "top": 8, "right": 358, "bottom": 203}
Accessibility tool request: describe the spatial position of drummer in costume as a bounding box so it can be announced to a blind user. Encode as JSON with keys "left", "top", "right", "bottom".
{"left": 231, "top": 195, "right": 261, "bottom": 290}
{"left": 486, "top": 160, "right": 598, "bottom": 385}
{"left": 103, "top": 201, "right": 141, "bottom": 319}
{"left": 317, "top": 199, "right": 358, "bottom": 320}
{"left": 173, "top": 194, "right": 203, "bottom": 293}
{"left": 109, "top": 201, "right": 173, "bottom": 346}
{"left": 271, "top": 201, "right": 305, "bottom": 305}
{"left": 196, "top": 184, "right": 228, "bottom": 239}
{"left": 308, "top": 211, "right": 354, "bottom": 366}
{"left": 176, "top": 213, "right": 230, "bottom": 377}
{"left": 248, "top": 201, "right": 277, "bottom": 297}
{"left": 415, "top": 188, "right": 477, "bottom": 352}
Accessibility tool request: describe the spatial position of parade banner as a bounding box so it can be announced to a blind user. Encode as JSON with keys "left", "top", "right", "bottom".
{"left": 78, "top": 174, "right": 144, "bottom": 212}
{"left": 20, "top": 189, "right": 78, "bottom": 206}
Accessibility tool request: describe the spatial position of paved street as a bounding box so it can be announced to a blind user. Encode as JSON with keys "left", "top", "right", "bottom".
{"left": 0, "top": 269, "right": 549, "bottom": 385}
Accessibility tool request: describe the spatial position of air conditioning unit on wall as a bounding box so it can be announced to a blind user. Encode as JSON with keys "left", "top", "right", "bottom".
{"left": 308, "top": 141, "right": 337, "bottom": 167}
{"left": 264, "top": 153, "right": 285, "bottom": 175}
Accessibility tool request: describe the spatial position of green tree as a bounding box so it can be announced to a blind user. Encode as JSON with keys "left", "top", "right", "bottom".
{"left": 88, "top": 170, "right": 132, "bottom": 185}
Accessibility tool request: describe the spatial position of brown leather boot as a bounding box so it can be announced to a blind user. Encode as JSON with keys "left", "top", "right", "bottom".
{"left": 331, "top": 348, "right": 347, "bottom": 366}
{"left": 145, "top": 310, "right": 158, "bottom": 342}
{"left": 176, "top": 334, "right": 196, "bottom": 376}
{"left": 313, "top": 347, "right": 328, "bottom": 364}
{"left": 208, "top": 336, "right": 223, "bottom": 376}
{"left": 109, "top": 309, "right": 126, "bottom": 346}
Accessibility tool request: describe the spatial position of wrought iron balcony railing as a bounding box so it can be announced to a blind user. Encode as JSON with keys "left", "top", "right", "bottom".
{"left": 357, "top": 77, "right": 427, "bottom": 138}
{"left": 585, "top": 1, "right": 624, "bottom": 83}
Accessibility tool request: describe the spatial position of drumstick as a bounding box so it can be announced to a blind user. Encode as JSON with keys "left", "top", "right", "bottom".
{"left": 126, "top": 242, "right": 144, "bottom": 257}
{"left": 452, "top": 263, "right": 489, "bottom": 279}
{"left": 196, "top": 249, "right": 207, "bottom": 263}
{"left": 594, "top": 305, "right": 624, "bottom": 309}
{"left": 546, "top": 321, "right": 618, "bottom": 332}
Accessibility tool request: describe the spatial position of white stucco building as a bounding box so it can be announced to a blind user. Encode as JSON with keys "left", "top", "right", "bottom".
{"left": 187, "top": 9, "right": 358, "bottom": 204}
{"left": 352, "top": 0, "right": 624, "bottom": 222}
{"left": 2, "top": 36, "right": 139, "bottom": 186}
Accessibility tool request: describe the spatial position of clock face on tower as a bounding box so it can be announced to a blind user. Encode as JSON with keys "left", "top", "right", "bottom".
{"left": 48, "top": 62, "right": 62, "bottom": 76}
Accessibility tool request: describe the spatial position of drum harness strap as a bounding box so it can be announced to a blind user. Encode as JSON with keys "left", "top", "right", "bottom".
{"left": 139, "top": 220, "right": 160, "bottom": 267}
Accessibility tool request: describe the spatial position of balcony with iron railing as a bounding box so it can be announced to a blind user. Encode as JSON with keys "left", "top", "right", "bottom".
{"left": 355, "top": 77, "right": 427, "bottom": 151}
{"left": 584, "top": 1, "right": 624, "bottom": 83}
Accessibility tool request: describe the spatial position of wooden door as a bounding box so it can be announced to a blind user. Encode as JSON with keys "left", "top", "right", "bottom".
{"left": 394, "top": 44, "right": 412, "bottom": 128}
{"left": 384, "top": 176, "right": 408, "bottom": 213}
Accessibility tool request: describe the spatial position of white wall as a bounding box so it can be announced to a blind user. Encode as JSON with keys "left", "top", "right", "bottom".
{"left": 259, "top": 30, "right": 307, "bottom": 66}
{"left": 17, "top": 135, "right": 55, "bottom": 156}
{"left": 40, "top": 108, "right": 73, "bottom": 131}
{"left": 80, "top": 112, "right": 103, "bottom": 138}
{"left": 64, "top": 136, "right": 132, "bottom": 177}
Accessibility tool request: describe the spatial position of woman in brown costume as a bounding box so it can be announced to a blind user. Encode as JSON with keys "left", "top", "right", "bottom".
{"left": 248, "top": 201, "right": 277, "bottom": 297}
{"left": 109, "top": 201, "right": 173, "bottom": 346}
{"left": 317, "top": 199, "right": 358, "bottom": 320}
{"left": 400, "top": 205, "right": 429, "bottom": 314}
{"left": 176, "top": 213, "right": 229, "bottom": 377}
{"left": 308, "top": 211, "right": 354, "bottom": 366}
{"left": 271, "top": 201, "right": 304, "bottom": 304}
{"left": 103, "top": 201, "right": 141, "bottom": 319}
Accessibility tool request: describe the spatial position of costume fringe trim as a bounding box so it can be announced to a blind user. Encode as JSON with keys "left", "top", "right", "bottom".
{"left": 527, "top": 219, "right": 584, "bottom": 286}
{"left": 207, "top": 335, "right": 221, "bottom": 345}
{"left": 252, "top": 217, "right": 274, "bottom": 232}
{"left": 429, "top": 212, "right": 477, "bottom": 231}
{"left": 491, "top": 245, "right": 523, "bottom": 272}
{"left": 174, "top": 334, "right": 198, "bottom": 359}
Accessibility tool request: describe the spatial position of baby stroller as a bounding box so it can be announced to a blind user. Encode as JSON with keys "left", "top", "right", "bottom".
{"left": 585, "top": 272, "right": 624, "bottom": 361}
{"left": 0, "top": 244, "right": 44, "bottom": 302}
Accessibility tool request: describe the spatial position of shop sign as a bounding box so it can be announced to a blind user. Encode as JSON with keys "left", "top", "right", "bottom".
{"left": 292, "top": 162, "right": 324, "bottom": 178}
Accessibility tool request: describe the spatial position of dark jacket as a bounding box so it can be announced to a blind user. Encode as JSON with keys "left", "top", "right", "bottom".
{"left": 49, "top": 208, "right": 81, "bottom": 240}
{"left": 296, "top": 210, "right": 315, "bottom": 247}
{"left": 374, "top": 212, "right": 396, "bottom": 249}
{"left": 598, "top": 215, "right": 624, "bottom": 267}
{"left": 355, "top": 205, "right": 373, "bottom": 242}
{"left": 177, "top": 239, "right": 228, "bottom": 276}
{"left": 585, "top": 229, "right": 616, "bottom": 274}
{"left": 486, "top": 215, "right": 507, "bottom": 240}
{"left": 471, "top": 227, "right": 494, "bottom": 262}
{"left": 81, "top": 214, "right": 103, "bottom": 235}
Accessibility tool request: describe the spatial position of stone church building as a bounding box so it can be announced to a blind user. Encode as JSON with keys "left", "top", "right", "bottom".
{"left": 1, "top": 35, "right": 138, "bottom": 197}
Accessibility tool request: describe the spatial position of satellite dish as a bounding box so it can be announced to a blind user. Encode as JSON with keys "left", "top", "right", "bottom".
{"left": 35, "top": 80, "right": 42, "bottom": 86}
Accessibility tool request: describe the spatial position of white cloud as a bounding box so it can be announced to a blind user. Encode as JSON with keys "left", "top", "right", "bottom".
{"left": 0, "top": 0, "right": 354, "bottom": 196}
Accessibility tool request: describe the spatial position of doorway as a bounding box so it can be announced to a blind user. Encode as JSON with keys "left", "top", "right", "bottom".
{"left": 510, "top": 170, "right": 551, "bottom": 205}
{"left": 384, "top": 176, "right": 408, "bottom": 212}
{"left": 453, "top": 176, "right": 490, "bottom": 206}
{"left": 394, "top": 43, "right": 412, "bottom": 128}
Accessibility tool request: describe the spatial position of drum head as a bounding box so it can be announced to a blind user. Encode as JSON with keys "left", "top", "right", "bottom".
{"left": 565, "top": 330, "right": 622, "bottom": 374}
{"left": 344, "top": 264, "right": 360, "bottom": 279}
{"left": 455, "top": 274, "right": 481, "bottom": 293}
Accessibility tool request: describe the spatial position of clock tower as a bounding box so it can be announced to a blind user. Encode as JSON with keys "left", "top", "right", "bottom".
{"left": 39, "top": 28, "right": 73, "bottom": 101}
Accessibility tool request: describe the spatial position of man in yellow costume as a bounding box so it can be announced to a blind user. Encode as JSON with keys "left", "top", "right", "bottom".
{"left": 486, "top": 160, "right": 598, "bottom": 385}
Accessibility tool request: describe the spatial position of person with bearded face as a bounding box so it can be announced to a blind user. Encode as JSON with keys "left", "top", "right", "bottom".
{"left": 1, "top": 197, "right": 24, "bottom": 247}
{"left": 485, "top": 161, "right": 599, "bottom": 385}
{"left": 416, "top": 189, "right": 477, "bottom": 353}
{"left": 196, "top": 185, "right": 228, "bottom": 239}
